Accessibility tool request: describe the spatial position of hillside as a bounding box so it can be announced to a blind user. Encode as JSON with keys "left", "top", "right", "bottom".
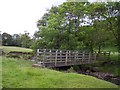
{"left": 2, "top": 57, "right": 118, "bottom": 88}
{"left": 0, "top": 46, "right": 33, "bottom": 53}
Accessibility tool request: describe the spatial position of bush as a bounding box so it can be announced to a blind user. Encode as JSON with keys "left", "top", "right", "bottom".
{"left": 6, "top": 54, "right": 20, "bottom": 58}
{"left": 73, "top": 66, "right": 80, "bottom": 71}
{"left": 67, "top": 67, "right": 76, "bottom": 73}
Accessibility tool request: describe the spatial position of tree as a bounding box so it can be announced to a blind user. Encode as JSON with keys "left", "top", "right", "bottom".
{"left": 20, "top": 32, "right": 32, "bottom": 48}
{"left": 93, "top": 20, "right": 113, "bottom": 52}
{"left": 34, "top": 1, "right": 118, "bottom": 53}
{"left": 102, "top": 2, "right": 120, "bottom": 53}
{"left": 2, "top": 33, "right": 12, "bottom": 46}
{"left": 36, "top": 2, "right": 91, "bottom": 50}
{"left": 12, "top": 34, "right": 21, "bottom": 47}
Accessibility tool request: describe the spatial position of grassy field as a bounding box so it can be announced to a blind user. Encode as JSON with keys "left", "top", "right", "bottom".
{"left": 0, "top": 56, "right": 2, "bottom": 89}
{"left": 2, "top": 57, "right": 118, "bottom": 88}
{"left": 0, "top": 46, "right": 33, "bottom": 53}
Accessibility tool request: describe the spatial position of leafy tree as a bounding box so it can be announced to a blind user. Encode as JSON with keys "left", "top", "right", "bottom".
{"left": 36, "top": 2, "right": 91, "bottom": 50}
{"left": 34, "top": 1, "right": 118, "bottom": 53}
{"left": 100, "top": 2, "right": 120, "bottom": 53}
{"left": 12, "top": 34, "right": 21, "bottom": 47}
{"left": 2, "top": 33, "right": 12, "bottom": 46}
{"left": 20, "top": 32, "right": 32, "bottom": 48}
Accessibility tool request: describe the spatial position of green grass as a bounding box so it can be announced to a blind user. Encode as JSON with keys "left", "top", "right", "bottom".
{"left": 99, "top": 65, "right": 120, "bottom": 76}
{"left": 94, "top": 46, "right": 118, "bottom": 52}
{"left": 101, "top": 46, "right": 118, "bottom": 52}
{"left": 95, "top": 46, "right": 119, "bottom": 61}
{"left": 2, "top": 57, "right": 118, "bottom": 88}
{"left": 0, "top": 46, "right": 33, "bottom": 53}
{"left": 0, "top": 57, "right": 2, "bottom": 89}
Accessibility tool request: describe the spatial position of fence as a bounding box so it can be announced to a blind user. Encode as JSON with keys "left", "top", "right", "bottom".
{"left": 36, "top": 49, "right": 110, "bottom": 67}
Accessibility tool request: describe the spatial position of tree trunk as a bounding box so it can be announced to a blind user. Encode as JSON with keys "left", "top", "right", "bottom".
{"left": 98, "top": 45, "right": 101, "bottom": 53}
{"left": 117, "top": 16, "right": 120, "bottom": 60}
{"left": 90, "top": 42, "right": 93, "bottom": 53}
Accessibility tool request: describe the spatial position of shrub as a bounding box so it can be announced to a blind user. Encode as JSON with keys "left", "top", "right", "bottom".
{"left": 67, "top": 67, "right": 76, "bottom": 73}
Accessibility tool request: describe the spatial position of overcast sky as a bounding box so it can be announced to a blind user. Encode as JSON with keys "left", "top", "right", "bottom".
{"left": 0, "top": 0, "right": 103, "bottom": 36}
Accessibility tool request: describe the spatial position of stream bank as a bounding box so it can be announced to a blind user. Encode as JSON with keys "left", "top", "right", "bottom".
{"left": 54, "top": 61, "right": 120, "bottom": 85}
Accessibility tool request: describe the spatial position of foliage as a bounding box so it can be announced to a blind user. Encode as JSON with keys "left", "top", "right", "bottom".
{"left": 67, "top": 67, "right": 76, "bottom": 73}
{"left": 33, "top": 1, "right": 119, "bottom": 54}
{"left": 2, "top": 33, "right": 13, "bottom": 46}
{"left": 98, "top": 63, "right": 120, "bottom": 76}
{"left": 2, "top": 31, "right": 32, "bottom": 48}
{"left": 20, "top": 33, "right": 32, "bottom": 48}
{"left": 104, "top": 2, "right": 120, "bottom": 53}
{"left": 12, "top": 34, "right": 21, "bottom": 47}
{"left": 2, "top": 57, "right": 118, "bottom": 88}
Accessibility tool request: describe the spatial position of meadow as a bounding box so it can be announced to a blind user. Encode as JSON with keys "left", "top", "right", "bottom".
{"left": 0, "top": 46, "right": 33, "bottom": 53}
{"left": 1, "top": 46, "right": 119, "bottom": 88}
{"left": 2, "top": 57, "right": 118, "bottom": 88}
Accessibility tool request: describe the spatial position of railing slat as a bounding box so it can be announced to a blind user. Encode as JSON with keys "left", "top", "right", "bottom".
{"left": 36, "top": 49, "right": 110, "bottom": 67}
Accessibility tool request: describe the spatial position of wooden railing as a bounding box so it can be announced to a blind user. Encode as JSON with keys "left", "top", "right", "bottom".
{"left": 36, "top": 49, "right": 110, "bottom": 67}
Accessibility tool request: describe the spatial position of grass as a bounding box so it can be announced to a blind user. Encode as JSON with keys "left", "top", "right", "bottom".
{"left": 101, "top": 46, "right": 120, "bottom": 76}
{"left": 0, "top": 46, "right": 33, "bottom": 53}
{"left": 99, "top": 64, "right": 120, "bottom": 76}
{"left": 94, "top": 46, "right": 120, "bottom": 76}
{"left": 2, "top": 57, "right": 118, "bottom": 88}
{"left": 101, "top": 46, "right": 118, "bottom": 52}
{"left": 0, "top": 56, "right": 2, "bottom": 89}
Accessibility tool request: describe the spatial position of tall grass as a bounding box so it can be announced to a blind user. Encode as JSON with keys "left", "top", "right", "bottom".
{"left": 2, "top": 57, "right": 118, "bottom": 88}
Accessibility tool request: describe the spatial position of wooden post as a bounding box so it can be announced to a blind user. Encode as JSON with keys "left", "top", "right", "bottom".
{"left": 76, "top": 51, "right": 78, "bottom": 64}
{"left": 36, "top": 49, "right": 40, "bottom": 63}
{"left": 37, "top": 49, "right": 40, "bottom": 56}
{"left": 88, "top": 52, "right": 91, "bottom": 63}
{"left": 74, "top": 51, "right": 77, "bottom": 65}
{"left": 65, "top": 50, "right": 68, "bottom": 65}
{"left": 60, "top": 50, "right": 62, "bottom": 61}
{"left": 69, "top": 50, "right": 71, "bottom": 62}
{"left": 107, "top": 51, "right": 110, "bottom": 60}
{"left": 82, "top": 51, "right": 85, "bottom": 63}
{"left": 55, "top": 50, "right": 58, "bottom": 66}
{"left": 94, "top": 52, "right": 97, "bottom": 62}
{"left": 104, "top": 52, "right": 106, "bottom": 60}
{"left": 49, "top": 50, "right": 52, "bottom": 66}
{"left": 43, "top": 49, "right": 46, "bottom": 67}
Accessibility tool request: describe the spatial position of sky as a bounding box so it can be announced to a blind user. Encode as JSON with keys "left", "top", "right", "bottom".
{"left": 0, "top": 0, "right": 108, "bottom": 36}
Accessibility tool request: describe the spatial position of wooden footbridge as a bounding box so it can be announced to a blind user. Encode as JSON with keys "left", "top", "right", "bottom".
{"left": 33, "top": 49, "right": 110, "bottom": 68}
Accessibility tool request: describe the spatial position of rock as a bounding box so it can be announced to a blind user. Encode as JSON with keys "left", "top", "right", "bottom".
{"left": 86, "top": 70, "right": 90, "bottom": 73}
{"left": 32, "top": 64, "right": 42, "bottom": 67}
{"left": 111, "top": 77, "right": 120, "bottom": 85}
{"left": 91, "top": 67, "right": 99, "bottom": 72}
